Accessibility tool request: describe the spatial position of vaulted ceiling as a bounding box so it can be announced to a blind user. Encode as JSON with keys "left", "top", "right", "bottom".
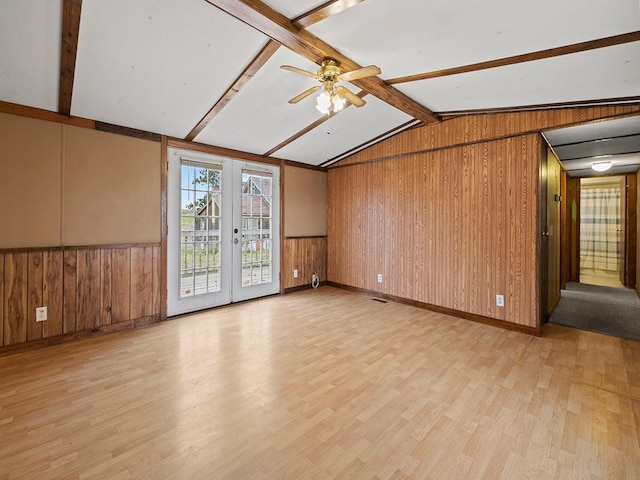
{"left": 1, "top": 0, "right": 639, "bottom": 167}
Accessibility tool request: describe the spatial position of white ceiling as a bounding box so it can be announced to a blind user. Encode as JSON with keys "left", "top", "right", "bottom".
{"left": 545, "top": 116, "right": 640, "bottom": 178}
{"left": 307, "top": 0, "right": 640, "bottom": 79}
{"left": 73, "top": 0, "right": 267, "bottom": 138}
{"left": 0, "top": 0, "right": 61, "bottom": 111}
{"left": 1, "top": 0, "right": 639, "bottom": 167}
{"left": 396, "top": 43, "right": 640, "bottom": 112}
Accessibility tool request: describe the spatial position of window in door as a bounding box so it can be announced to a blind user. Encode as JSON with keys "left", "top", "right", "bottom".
{"left": 241, "top": 170, "right": 273, "bottom": 287}
{"left": 180, "top": 161, "right": 222, "bottom": 298}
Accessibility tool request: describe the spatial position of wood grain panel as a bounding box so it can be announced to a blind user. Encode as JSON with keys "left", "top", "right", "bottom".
{"left": 100, "top": 249, "right": 112, "bottom": 325}
{"left": 566, "top": 177, "right": 581, "bottom": 282}
{"left": 283, "top": 237, "right": 327, "bottom": 289}
{"left": 152, "top": 246, "right": 160, "bottom": 315}
{"left": 3, "top": 253, "right": 28, "bottom": 345}
{"left": 545, "top": 148, "right": 562, "bottom": 317}
{"left": 27, "top": 252, "right": 43, "bottom": 341}
{"left": 111, "top": 248, "right": 131, "bottom": 324}
{"left": 63, "top": 250, "right": 77, "bottom": 334}
{"left": 328, "top": 135, "right": 541, "bottom": 328}
{"left": 58, "top": 0, "right": 82, "bottom": 116}
{"left": 333, "top": 106, "right": 640, "bottom": 168}
{"left": 77, "top": 249, "right": 101, "bottom": 331}
{"left": 131, "top": 247, "right": 153, "bottom": 319}
{"left": 0, "top": 244, "right": 161, "bottom": 351}
{"left": 43, "top": 251, "right": 63, "bottom": 338}
{"left": 626, "top": 174, "right": 637, "bottom": 289}
{"left": 560, "top": 168, "right": 568, "bottom": 289}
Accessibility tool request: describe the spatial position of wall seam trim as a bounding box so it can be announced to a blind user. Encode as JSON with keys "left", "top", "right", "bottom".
{"left": 60, "top": 125, "right": 66, "bottom": 247}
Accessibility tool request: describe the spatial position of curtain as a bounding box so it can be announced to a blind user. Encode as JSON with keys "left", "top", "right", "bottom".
{"left": 580, "top": 186, "right": 620, "bottom": 271}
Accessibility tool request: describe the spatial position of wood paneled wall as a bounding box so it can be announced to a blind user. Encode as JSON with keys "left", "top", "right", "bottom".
{"left": 283, "top": 237, "right": 327, "bottom": 290}
{"left": 637, "top": 170, "right": 640, "bottom": 297}
{"left": 565, "top": 177, "right": 580, "bottom": 283}
{"left": 626, "top": 174, "right": 637, "bottom": 290}
{"left": 328, "top": 134, "right": 541, "bottom": 329}
{"left": 0, "top": 244, "right": 160, "bottom": 348}
{"left": 560, "top": 168, "right": 568, "bottom": 289}
{"left": 544, "top": 148, "right": 562, "bottom": 317}
{"left": 337, "top": 105, "right": 640, "bottom": 167}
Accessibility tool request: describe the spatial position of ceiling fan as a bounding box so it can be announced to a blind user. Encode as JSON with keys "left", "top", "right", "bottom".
{"left": 280, "top": 58, "right": 381, "bottom": 114}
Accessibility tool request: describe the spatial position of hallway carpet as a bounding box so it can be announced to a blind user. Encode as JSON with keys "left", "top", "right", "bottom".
{"left": 550, "top": 282, "right": 640, "bottom": 342}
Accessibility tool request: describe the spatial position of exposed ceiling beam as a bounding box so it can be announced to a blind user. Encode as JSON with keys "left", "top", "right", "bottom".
{"left": 553, "top": 133, "right": 640, "bottom": 148}
{"left": 186, "top": 0, "right": 365, "bottom": 141}
{"left": 168, "top": 137, "right": 284, "bottom": 166}
{"left": 59, "top": 0, "right": 83, "bottom": 116}
{"left": 185, "top": 40, "right": 280, "bottom": 141}
{"left": 263, "top": 91, "right": 368, "bottom": 157}
{"left": 292, "top": 0, "right": 367, "bottom": 28}
{"left": 437, "top": 96, "right": 640, "bottom": 117}
{"left": 388, "top": 31, "right": 640, "bottom": 85}
{"left": 559, "top": 149, "right": 640, "bottom": 161}
{"left": 0, "top": 100, "right": 94, "bottom": 128}
{"left": 205, "top": 0, "right": 440, "bottom": 124}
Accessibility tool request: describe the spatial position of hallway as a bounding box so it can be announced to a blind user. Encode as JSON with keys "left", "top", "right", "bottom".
{"left": 550, "top": 282, "right": 640, "bottom": 342}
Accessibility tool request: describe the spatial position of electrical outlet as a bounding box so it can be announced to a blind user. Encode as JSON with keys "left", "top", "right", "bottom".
{"left": 293, "top": 269, "right": 298, "bottom": 278}
{"left": 496, "top": 295, "right": 505, "bottom": 307}
{"left": 36, "top": 306, "right": 47, "bottom": 322}
{"left": 377, "top": 273, "right": 383, "bottom": 283}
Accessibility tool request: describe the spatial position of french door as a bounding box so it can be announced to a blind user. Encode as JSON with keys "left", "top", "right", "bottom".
{"left": 167, "top": 148, "right": 280, "bottom": 316}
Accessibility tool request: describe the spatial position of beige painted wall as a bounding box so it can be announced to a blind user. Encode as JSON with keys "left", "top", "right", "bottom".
{"left": 0, "top": 113, "right": 63, "bottom": 248}
{"left": 284, "top": 166, "right": 327, "bottom": 237}
{"left": 63, "top": 126, "right": 160, "bottom": 245}
{"left": 0, "top": 113, "right": 161, "bottom": 249}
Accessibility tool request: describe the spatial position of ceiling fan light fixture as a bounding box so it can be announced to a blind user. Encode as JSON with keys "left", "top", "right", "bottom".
{"left": 316, "top": 90, "right": 333, "bottom": 114}
{"left": 282, "top": 57, "right": 379, "bottom": 113}
{"left": 315, "top": 87, "right": 346, "bottom": 115}
{"left": 591, "top": 161, "right": 612, "bottom": 172}
{"left": 331, "top": 93, "right": 346, "bottom": 112}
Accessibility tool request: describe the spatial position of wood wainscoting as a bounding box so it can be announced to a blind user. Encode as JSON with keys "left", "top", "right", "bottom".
{"left": 283, "top": 236, "right": 327, "bottom": 292}
{"left": 0, "top": 244, "right": 161, "bottom": 351}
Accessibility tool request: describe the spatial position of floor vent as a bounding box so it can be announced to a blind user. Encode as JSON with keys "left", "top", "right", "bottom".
{"left": 371, "top": 298, "right": 388, "bottom": 303}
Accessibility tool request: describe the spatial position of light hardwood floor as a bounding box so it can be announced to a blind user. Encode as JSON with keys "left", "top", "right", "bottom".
{"left": 1, "top": 286, "right": 638, "bottom": 479}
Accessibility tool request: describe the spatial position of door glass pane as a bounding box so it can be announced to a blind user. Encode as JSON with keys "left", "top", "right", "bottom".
{"left": 180, "top": 163, "right": 222, "bottom": 297}
{"left": 241, "top": 170, "right": 273, "bottom": 287}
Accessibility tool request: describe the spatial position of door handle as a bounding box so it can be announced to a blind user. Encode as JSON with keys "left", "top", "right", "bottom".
{"left": 542, "top": 231, "right": 549, "bottom": 237}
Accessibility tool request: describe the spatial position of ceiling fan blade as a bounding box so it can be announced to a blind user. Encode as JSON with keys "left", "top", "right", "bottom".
{"left": 288, "top": 86, "right": 321, "bottom": 104}
{"left": 336, "top": 86, "right": 366, "bottom": 107}
{"left": 280, "top": 65, "right": 319, "bottom": 80}
{"left": 338, "top": 65, "right": 381, "bottom": 82}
